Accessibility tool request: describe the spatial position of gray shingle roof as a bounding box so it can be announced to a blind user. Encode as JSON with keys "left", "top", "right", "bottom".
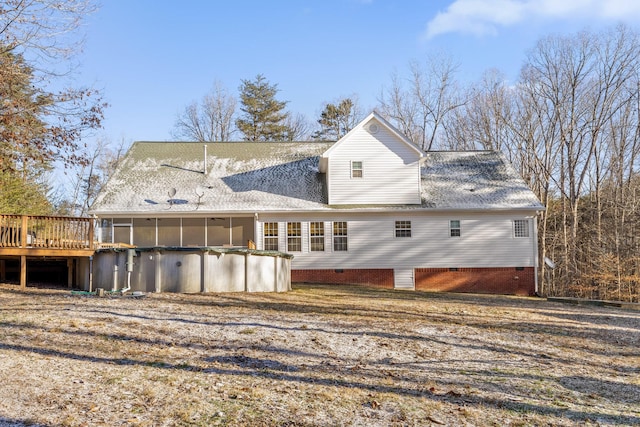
{"left": 90, "top": 141, "right": 542, "bottom": 215}
{"left": 421, "top": 151, "right": 543, "bottom": 210}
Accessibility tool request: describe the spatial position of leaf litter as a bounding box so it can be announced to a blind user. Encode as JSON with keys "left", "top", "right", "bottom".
{"left": 0, "top": 283, "right": 638, "bottom": 426}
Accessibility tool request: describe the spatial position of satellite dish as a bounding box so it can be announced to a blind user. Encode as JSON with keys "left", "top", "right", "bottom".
{"left": 168, "top": 188, "right": 177, "bottom": 198}
{"left": 195, "top": 185, "right": 205, "bottom": 197}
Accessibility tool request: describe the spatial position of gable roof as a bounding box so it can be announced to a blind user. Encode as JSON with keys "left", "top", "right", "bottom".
{"left": 90, "top": 141, "right": 543, "bottom": 215}
{"left": 322, "top": 111, "right": 424, "bottom": 159}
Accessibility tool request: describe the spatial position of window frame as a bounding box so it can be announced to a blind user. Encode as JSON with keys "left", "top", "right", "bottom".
{"left": 395, "top": 220, "right": 412, "bottom": 238}
{"left": 287, "top": 222, "right": 302, "bottom": 252}
{"left": 263, "top": 222, "right": 279, "bottom": 251}
{"left": 351, "top": 161, "right": 363, "bottom": 178}
{"left": 333, "top": 221, "right": 348, "bottom": 251}
{"left": 449, "top": 220, "right": 461, "bottom": 237}
{"left": 514, "top": 219, "right": 530, "bottom": 238}
{"left": 309, "top": 221, "right": 325, "bottom": 252}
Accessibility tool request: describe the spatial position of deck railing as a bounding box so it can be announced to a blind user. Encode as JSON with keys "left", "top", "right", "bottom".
{"left": 0, "top": 214, "right": 94, "bottom": 250}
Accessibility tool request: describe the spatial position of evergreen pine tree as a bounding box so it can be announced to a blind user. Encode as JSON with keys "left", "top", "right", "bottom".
{"left": 312, "top": 98, "right": 358, "bottom": 141}
{"left": 236, "top": 74, "right": 289, "bottom": 141}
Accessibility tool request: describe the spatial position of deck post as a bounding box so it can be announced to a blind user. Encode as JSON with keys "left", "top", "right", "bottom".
{"left": 20, "top": 255, "right": 26, "bottom": 289}
{"left": 0, "top": 260, "right": 5, "bottom": 281}
{"left": 89, "top": 219, "right": 95, "bottom": 250}
{"left": 67, "top": 259, "right": 74, "bottom": 288}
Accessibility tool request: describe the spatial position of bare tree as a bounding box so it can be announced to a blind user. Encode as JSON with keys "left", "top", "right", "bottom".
{"left": 64, "top": 137, "right": 128, "bottom": 216}
{"left": 436, "top": 25, "right": 640, "bottom": 301}
{"left": 499, "top": 24, "right": 640, "bottom": 299}
{"left": 379, "top": 55, "right": 466, "bottom": 150}
{"left": 443, "top": 69, "right": 515, "bottom": 151}
{"left": 173, "top": 81, "right": 236, "bottom": 141}
{"left": 283, "top": 112, "right": 311, "bottom": 141}
{"left": 0, "top": 0, "right": 97, "bottom": 64}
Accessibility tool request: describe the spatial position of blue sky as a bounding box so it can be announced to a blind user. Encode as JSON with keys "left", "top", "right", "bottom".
{"left": 77, "top": 0, "right": 640, "bottom": 145}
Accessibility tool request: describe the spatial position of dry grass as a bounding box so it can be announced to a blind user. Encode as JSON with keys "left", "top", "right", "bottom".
{"left": 0, "top": 283, "right": 638, "bottom": 426}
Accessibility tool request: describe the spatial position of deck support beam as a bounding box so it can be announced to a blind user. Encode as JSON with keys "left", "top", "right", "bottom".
{"left": 67, "top": 258, "right": 74, "bottom": 288}
{"left": 20, "top": 255, "right": 26, "bottom": 290}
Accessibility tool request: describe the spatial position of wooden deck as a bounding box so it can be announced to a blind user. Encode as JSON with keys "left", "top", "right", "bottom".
{"left": 0, "top": 214, "right": 95, "bottom": 289}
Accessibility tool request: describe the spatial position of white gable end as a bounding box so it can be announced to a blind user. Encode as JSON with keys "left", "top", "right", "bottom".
{"left": 324, "top": 113, "right": 423, "bottom": 205}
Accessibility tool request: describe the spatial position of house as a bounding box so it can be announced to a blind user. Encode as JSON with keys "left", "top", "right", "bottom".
{"left": 90, "top": 112, "right": 544, "bottom": 295}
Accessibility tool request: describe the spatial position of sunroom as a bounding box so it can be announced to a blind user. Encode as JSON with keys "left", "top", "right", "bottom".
{"left": 97, "top": 216, "right": 256, "bottom": 248}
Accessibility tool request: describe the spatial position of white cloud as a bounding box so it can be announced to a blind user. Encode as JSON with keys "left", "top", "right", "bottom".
{"left": 424, "top": 0, "right": 640, "bottom": 39}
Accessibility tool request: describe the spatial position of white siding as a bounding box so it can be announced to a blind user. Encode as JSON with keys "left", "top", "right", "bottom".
{"left": 258, "top": 211, "right": 537, "bottom": 270}
{"left": 326, "top": 123, "right": 421, "bottom": 205}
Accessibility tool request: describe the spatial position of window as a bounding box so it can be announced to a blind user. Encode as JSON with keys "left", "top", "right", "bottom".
{"left": 395, "top": 220, "right": 411, "bottom": 237}
{"left": 287, "top": 222, "right": 302, "bottom": 252}
{"left": 333, "top": 221, "right": 348, "bottom": 251}
{"left": 450, "top": 220, "right": 461, "bottom": 237}
{"left": 514, "top": 219, "right": 530, "bottom": 238}
{"left": 310, "top": 222, "right": 325, "bottom": 251}
{"left": 263, "top": 222, "right": 278, "bottom": 251}
{"left": 351, "top": 161, "right": 363, "bottom": 178}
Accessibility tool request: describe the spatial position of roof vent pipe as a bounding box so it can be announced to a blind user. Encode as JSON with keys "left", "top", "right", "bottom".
{"left": 203, "top": 144, "right": 208, "bottom": 175}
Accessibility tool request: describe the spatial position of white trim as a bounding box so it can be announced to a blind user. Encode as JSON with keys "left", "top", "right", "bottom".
{"left": 322, "top": 111, "right": 424, "bottom": 158}
{"left": 332, "top": 221, "right": 348, "bottom": 252}
{"left": 350, "top": 160, "right": 364, "bottom": 178}
{"left": 263, "top": 221, "right": 279, "bottom": 251}
{"left": 394, "top": 220, "right": 412, "bottom": 238}
{"left": 449, "top": 219, "right": 461, "bottom": 237}
{"left": 309, "top": 221, "right": 325, "bottom": 252}
{"left": 92, "top": 206, "right": 544, "bottom": 217}
{"left": 286, "top": 221, "right": 302, "bottom": 252}
{"left": 513, "top": 219, "right": 530, "bottom": 238}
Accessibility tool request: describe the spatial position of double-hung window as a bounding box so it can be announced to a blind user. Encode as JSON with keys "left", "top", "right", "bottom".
{"left": 395, "top": 220, "right": 411, "bottom": 237}
{"left": 450, "top": 220, "right": 461, "bottom": 237}
{"left": 514, "top": 219, "right": 530, "bottom": 238}
{"left": 263, "top": 222, "right": 279, "bottom": 251}
{"left": 310, "top": 222, "right": 325, "bottom": 251}
{"left": 287, "top": 222, "right": 302, "bottom": 252}
{"left": 351, "top": 161, "right": 363, "bottom": 178}
{"left": 333, "top": 221, "right": 348, "bottom": 251}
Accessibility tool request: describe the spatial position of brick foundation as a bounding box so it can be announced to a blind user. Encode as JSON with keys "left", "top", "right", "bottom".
{"left": 415, "top": 267, "right": 535, "bottom": 296}
{"left": 292, "top": 269, "right": 394, "bottom": 289}
{"left": 293, "top": 267, "right": 536, "bottom": 295}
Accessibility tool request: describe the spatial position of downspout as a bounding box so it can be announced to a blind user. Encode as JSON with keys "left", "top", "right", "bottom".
{"left": 120, "top": 248, "right": 135, "bottom": 294}
{"left": 89, "top": 256, "right": 93, "bottom": 293}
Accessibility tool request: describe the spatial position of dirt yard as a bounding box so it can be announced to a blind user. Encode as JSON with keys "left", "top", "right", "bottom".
{"left": 0, "top": 283, "right": 638, "bottom": 426}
